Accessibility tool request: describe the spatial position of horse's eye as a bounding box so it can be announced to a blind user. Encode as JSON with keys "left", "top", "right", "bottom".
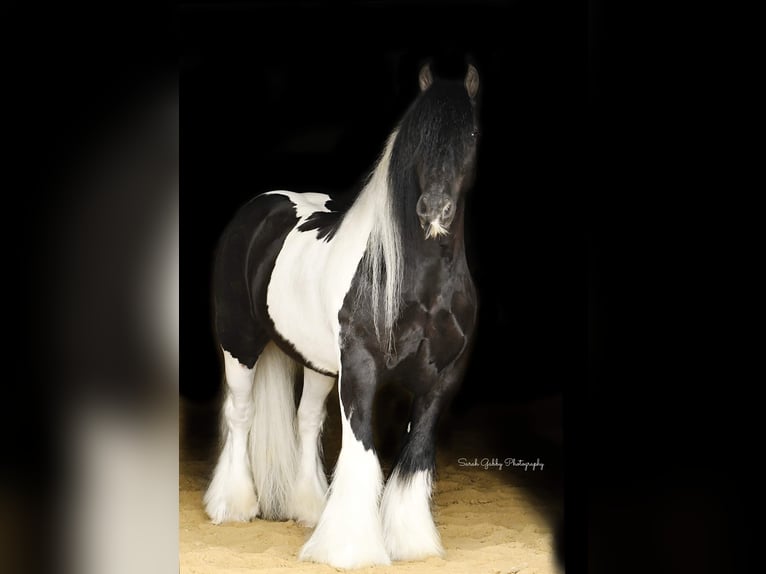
{"left": 471, "top": 130, "right": 480, "bottom": 138}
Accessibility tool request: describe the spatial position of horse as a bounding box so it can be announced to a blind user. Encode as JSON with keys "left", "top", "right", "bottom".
{"left": 203, "top": 61, "right": 480, "bottom": 568}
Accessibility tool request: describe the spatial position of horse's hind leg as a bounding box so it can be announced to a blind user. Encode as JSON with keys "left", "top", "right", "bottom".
{"left": 204, "top": 348, "right": 261, "bottom": 523}
{"left": 290, "top": 367, "right": 335, "bottom": 527}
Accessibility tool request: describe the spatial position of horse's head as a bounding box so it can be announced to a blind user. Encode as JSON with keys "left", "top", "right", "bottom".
{"left": 404, "top": 63, "right": 480, "bottom": 240}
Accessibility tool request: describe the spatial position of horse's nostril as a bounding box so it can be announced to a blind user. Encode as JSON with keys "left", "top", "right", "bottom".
{"left": 442, "top": 201, "right": 455, "bottom": 219}
{"left": 416, "top": 196, "right": 429, "bottom": 219}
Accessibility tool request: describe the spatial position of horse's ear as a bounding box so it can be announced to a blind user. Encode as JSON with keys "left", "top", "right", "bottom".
{"left": 418, "top": 64, "right": 433, "bottom": 92}
{"left": 465, "top": 64, "right": 480, "bottom": 99}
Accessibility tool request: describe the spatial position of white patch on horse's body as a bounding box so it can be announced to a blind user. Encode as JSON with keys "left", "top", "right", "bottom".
{"left": 290, "top": 368, "right": 335, "bottom": 527}
{"left": 299, "top": 375, "right": 390, "bottom": 567}
{"left": 381, "top": 468, "right": 444, "bottom": 561}
{"left": 263, "top": 190, "right": 331, "bottom": 222}
{"left": 265, "top": 134, "right": 398, "bottom": 374}
{"left": 204, "top": 350, "right": 259, "bottom": 523}
{"left": 265, "top": 194, "right": 366, "bottom": 374}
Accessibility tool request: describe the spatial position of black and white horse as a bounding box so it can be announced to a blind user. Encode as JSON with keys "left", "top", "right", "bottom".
{"left": 204, "top": 62, "right": 480, "bottom": 568}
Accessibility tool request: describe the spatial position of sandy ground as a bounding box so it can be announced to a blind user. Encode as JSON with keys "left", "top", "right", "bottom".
{"left": 180, "top": 391, "right": 563, "bottom": 574}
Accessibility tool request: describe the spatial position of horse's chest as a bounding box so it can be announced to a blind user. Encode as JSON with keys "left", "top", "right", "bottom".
{"left": 421, "top": 306, "right": 469, "bottom": 367}
{"left": 392, "top": 286, "right": 476, "bottom": 379}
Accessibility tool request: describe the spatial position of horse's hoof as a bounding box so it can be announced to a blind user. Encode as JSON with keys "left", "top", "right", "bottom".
{"left": 289, "top": 481, "right": 327, "bottom": 528}
{"left": 204, "top": 482, "right": 259, "bottom": 524}
{"left": 299, "top": 541, "right": 391, "bottom": 569}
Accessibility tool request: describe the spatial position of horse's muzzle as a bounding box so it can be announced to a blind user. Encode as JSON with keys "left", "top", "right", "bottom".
{"left": 416, "top": 193, "right": 455, "bottom": 239}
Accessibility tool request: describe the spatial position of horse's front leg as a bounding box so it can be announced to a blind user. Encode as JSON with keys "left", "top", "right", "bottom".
{"left": 381, "top": 358, "right": 467, "bottom": 561}
{"left": 299, "top": 346, "right": 390, "bottom": 568}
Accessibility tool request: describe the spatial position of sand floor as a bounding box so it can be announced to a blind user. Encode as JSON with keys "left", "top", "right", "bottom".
{"left": 180, "top": 392, "right": 563, "bottom": 574}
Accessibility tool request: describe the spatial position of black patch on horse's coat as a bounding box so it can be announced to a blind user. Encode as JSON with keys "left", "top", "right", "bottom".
{"left": 338, "top": 342, "right": 379, "bottom": 451}
{"left": 296, "top": 193, "right": 354, "bottom": 242}
{"left": 213, "top": 194, "right": 297, "bottom": 368}
{"left": 338, "top": 240, "right": 477, "bottom": 455}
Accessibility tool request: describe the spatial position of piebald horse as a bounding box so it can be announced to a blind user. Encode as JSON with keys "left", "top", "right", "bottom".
{"left": 204, "top": 62, "right": 480, "bottom": 568}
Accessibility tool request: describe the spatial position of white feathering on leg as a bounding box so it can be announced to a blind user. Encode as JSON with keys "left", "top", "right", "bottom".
{"left": 299, "top": 409, "right": 390, "bottom": 568}
{"left": 204, "top": 350, "right": 259, "bottom": 523}
{"left": 381, "top": 468, "right": 444, "bottom": 561}
{"left": 290, "top": 368, "right": 335, "bottom": 527}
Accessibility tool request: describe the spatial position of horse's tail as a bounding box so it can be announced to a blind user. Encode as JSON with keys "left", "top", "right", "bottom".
{"left": 250, "top": 341, "right": 299, "bottom": 520}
